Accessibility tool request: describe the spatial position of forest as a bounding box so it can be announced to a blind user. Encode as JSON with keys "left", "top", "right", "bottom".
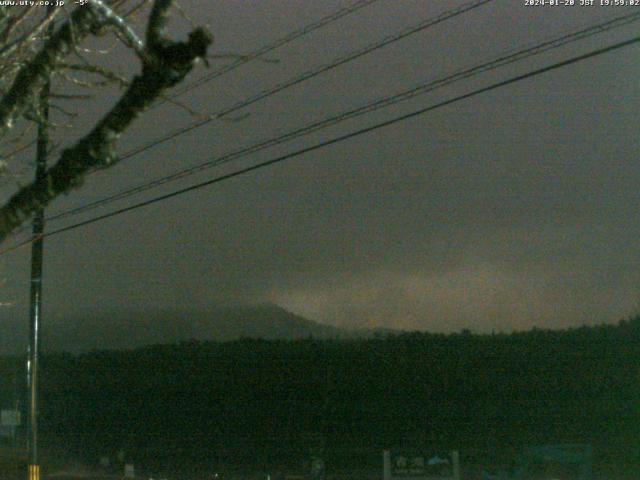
{"left": 0, "top": 318, "right": 638, "bottom": 477}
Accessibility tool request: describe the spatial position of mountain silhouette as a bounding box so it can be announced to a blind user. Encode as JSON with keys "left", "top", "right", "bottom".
{"left": 0, "top": 303, "right": 364, "bottom": 354}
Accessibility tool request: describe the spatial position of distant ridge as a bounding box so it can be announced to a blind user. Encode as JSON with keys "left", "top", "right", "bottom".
{"left": 0, "top": 303, "right": 382, "bottom": 354}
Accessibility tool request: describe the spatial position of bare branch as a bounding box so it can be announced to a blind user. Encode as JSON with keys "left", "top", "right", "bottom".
{"left": 50, "top": 93, "right": 93, "bottom": 100}
{"left": 50, "top": 103, "right": 79, "bottom": 119}
{"left": 0, "top": 7, "right": 36, "bottom": 44}
{"left": 58, "top": 71, "right": 112, "bottom": 88}
{"left": 157, "top": 93, "right": 212, "bottom": 119}
{"left": 146, "top": 0, "right": 173, "bottom": 52}
{"left": 172, "top": 0, "right": 197, "bottom": 29}
{"left": 0, "top": 7, "right": 58, "bottom": 62}
{"left": 60, "top": 62, "right": 130, "bottom": 87}
{"left": 0, "top": 0, "right": 212, "bottom": 242}
{"left": 87, "top": 0, "right": 146, "bottom": 60}
{"left": 2, "top": 141, "right": 36, "bottom": 164}
{"left": 0, "top": 5, "right": 104, "bottom": 138}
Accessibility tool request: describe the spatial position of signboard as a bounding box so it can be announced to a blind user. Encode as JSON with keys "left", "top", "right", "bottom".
{"left": 481, "top": 444, "right": 593, "bottom": 480}
{"left": 309, "top": 456, "right": 325, "bottom": 480}
{"left": 1, "top": 410, "right": 20, "bottom": 427}
{"left": 384, "top": 450, "right": 460, "bottom": 480}
{"left": 124, "top": 464, "right": 135, "bottom": 478}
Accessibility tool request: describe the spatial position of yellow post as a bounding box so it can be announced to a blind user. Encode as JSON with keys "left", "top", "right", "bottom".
{"left": 28, "top": 464, "right": 40, "bottom": 480}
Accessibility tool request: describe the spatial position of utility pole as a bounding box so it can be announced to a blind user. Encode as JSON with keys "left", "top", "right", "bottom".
{"left": 27, "top": 8, "right": 53, "bottom": 480}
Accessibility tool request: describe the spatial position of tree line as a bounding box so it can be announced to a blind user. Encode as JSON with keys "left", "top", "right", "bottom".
{"left": 1, "top": 318, "right": 639, "bottom": 476}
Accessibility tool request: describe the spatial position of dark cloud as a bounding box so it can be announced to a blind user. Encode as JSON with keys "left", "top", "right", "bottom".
{"left": 0, "top": 1, "right": 638, "bottom": 345}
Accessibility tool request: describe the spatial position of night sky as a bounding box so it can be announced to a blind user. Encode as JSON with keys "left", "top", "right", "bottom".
{"left": 0, "top": 0, "right": 638, "bottom": 347}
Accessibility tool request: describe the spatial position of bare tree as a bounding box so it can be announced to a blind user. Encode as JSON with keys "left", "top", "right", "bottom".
{"left": 0, "top": 0, "right": 212, "bottom": 243}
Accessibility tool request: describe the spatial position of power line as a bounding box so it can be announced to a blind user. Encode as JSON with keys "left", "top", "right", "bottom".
{"left": 167, "top": 0, "right": 383, "bottom": 100}
{"left": 2, "top": 33, "right": 637, "bottom": 256}
{"left": 118, "top": 0, "right": 493, "bottom": 161}
{"left": 6, "top": 0, "right": 494, "bottom": 241}
{"left": 36, "top": 10, "right": 640, "bottom": 226}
